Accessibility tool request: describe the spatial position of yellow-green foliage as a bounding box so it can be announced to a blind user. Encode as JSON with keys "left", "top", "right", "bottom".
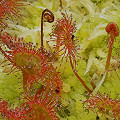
{"left": 0, "top": 0, "right": 120, "bottom": 120}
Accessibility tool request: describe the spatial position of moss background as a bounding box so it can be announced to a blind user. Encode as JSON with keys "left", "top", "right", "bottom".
{"left": 0, "top": 0, "right": 120, "bottom": 119}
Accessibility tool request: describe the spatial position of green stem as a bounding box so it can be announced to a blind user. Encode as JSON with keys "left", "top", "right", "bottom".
{"left": 92, "top": 71, "right": 107, "bottom": 95}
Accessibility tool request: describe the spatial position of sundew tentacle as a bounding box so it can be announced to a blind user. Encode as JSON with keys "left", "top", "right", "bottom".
{"left": 23, "top": 91, "right": 60, "bottom": 120}
{"left": 36, "top": 64, "right": 63, "bottom": 98}
{"left": 84, "top": 93, "right": 120, "bottom": 119}
{"left": 0, "top": 99, "right": 9, "bottom": 119}
{"left": 0, "top": 88, "right": 61, "bottom": 120}
{"left": 0, "top": 0, "right": 24, "bottom": 28}
{"left": 50, "top": 12, "right": 80, "bottom": 67}
{"left": 0, "top": 32, "right": 63, "bottom": 92}
{"left": 23, "top": 90, "right": 60, "bottom": 120}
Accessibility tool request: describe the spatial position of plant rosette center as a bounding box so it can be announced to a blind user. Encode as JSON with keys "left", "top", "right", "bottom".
{"left": 32, "top": 104, "right": 53, "bottom": 120}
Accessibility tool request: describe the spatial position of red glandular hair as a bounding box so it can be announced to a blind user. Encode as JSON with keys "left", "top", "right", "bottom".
{"left": 0, "top": 89, "right": 60, "bottom": 120}
{"left": 24, "top": 89, "right": 60, "bottom": 120}
{"left": 0, "top": 32, "right": 47, "bottom": 90}
{"left": 0, "top": 98, "right": 33, "bottom": 120}
{"left": 84, "top": 93, "right": 120, "bottom": 119}
{"left": 50, "top": 12, "right": 80, "bottom": 66}
{"left": 0, "top": 0, "right": 24, "bottom": 28}
{"left": 0, "top": 32, "right": 63, "bottom": 93}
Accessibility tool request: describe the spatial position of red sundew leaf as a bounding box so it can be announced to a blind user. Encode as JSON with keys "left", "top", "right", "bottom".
{"left": 50, "top": 12, "right": 80, "bottom": 67}
{"left": 4, "top": 0, "right": 24, "bottom": 16}
{"left": 34, "top": 63, "right": 63, "bottom": 99}
{"left": 0, "top": 89, "right": 60, "bottom": 120}
{"left": 23, "top": 90, "right": 60, "bottom": 120}
{"left": 0, "top": 32, "right": 47, "bottom": 90}
{"left": 0, "top": 0, "right": 24, "bottom": 28}
{"left": 0, "top": 99, "right": 9, "bottom": 119}
{"left": 0, "top": 33, "right": 47, "bottom": 87}
{"left": 0, "top": 32, "right": 63, "bottom": 93}
{"left": 51, "top": 12, "right": 92, "bottom": 93}
{"left": 0, "top": 98, "right": 34, "bottom": 120}
{"left": 84, "top": 93, "right": 120, "bottom": 119}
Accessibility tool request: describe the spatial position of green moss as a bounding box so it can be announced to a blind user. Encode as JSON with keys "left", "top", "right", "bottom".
{"left": 0, "top": 71, "right": 23, "bottom": 104}
{"left": 0, "top": 0, "right": 120, "bottom": 119}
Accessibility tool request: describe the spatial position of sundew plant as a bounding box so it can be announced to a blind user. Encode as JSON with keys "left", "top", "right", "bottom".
{"left": 0, "top": 0, "right": 120, "bottom": 120}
